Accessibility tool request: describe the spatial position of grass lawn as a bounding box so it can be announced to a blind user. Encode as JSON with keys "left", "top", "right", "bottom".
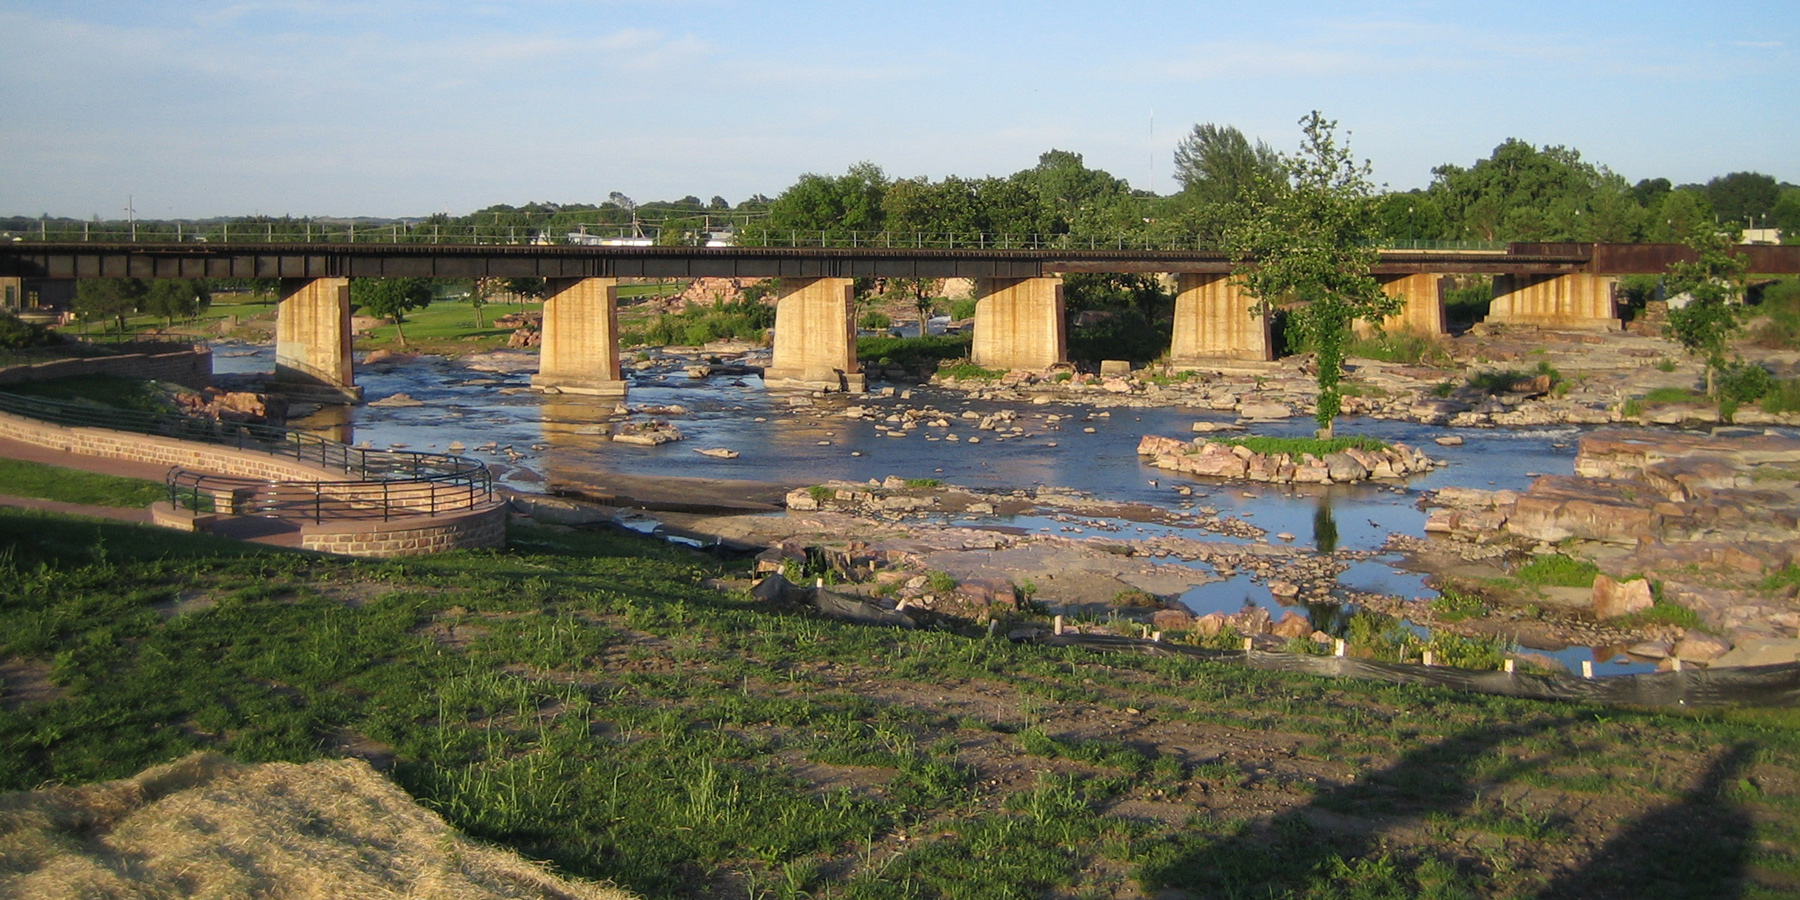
{"left": 0, "top": 510, "right": 1796, "bottom": 899}
{"left": 0, "top": 458, "right": 167, "bottom": 508}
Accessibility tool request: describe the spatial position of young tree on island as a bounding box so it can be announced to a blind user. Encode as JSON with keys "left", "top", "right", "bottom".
{"left": 1665, "top": 223, "right": 1748, "bottom": 397}
{"left": 1226, "top": 111, "right": 1398, "bottom": 438}
{"left": 352, "top": 277, "right": 433, "bottom": 348}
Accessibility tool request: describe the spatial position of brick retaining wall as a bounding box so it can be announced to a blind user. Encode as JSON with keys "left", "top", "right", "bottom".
{"left": 0, "top": 345, "right": 212, "bottom": 390}
{"left": 300, "top": 501, "right": 508, "bottom": 557}
{"left": 0, "top": 410, "right": 346, "bottom": 483}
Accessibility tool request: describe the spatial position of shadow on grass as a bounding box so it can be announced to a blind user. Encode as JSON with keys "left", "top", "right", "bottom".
{"left": 1139, "top": 715, "right": 1581, "bottom": 897}
{"left": 0, "top": 507, "right": 290, "bottom": 569}
{"left": 1534, "top": 742, "right": 1755, "bottom": 900}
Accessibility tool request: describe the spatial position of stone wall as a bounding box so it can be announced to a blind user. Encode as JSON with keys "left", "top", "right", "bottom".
{"left": 0, "top": 410, "right": 344, "bottom": 483}
{"left": 300, "top": 501, "right": 508, "bottom": 557}
{"left": 0, "top": 345, "right": 211, "bottom": 390}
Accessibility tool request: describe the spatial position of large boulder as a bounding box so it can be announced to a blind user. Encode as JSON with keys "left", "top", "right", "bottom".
{"left": 1592, "top": 574, "right": 1653, "bottom": 619}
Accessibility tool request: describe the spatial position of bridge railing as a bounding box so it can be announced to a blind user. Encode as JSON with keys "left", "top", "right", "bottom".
{"left": 4, "top": 223, "right": 1508, "bottom": 254}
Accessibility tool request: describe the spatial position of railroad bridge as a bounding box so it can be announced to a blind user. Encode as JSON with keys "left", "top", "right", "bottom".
{"left": 4, "top": 241, "right": 1797, "bottom": 398}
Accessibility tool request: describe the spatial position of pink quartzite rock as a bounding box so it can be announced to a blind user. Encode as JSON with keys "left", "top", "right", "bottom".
{"left": 1592, "top": 574, "right": 1653, "bottom": 619}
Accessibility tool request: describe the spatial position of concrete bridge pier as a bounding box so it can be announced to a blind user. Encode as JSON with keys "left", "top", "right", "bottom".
{"left": 764, "top": 277, "right": 866, "bottom": 392}
{"left": 275, "top": 277, "right": 362, "bottom": 402}
{"left": 1357, "top": 273, "right": 1448, "bottom": 337}
{"left": 971, "top": 277, "right": 1066, "bottom": 370}
{"left": 1485, "top": 273, "right": 1619, "bottom": 331}
{"left": 1168, "top": 274, "right": 1273, "bottom": 367}
{"left": 531, "top": 277, "right": 626, "bottom": 397}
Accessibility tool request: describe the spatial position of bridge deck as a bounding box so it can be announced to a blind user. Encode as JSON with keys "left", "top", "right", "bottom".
{"left": 2, "top": 242, "right": 1796, "bottom": 280}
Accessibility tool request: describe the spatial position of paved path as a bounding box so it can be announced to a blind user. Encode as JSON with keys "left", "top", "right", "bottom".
{"left": 0, "top": 434, "right": 304, "bottom": 549}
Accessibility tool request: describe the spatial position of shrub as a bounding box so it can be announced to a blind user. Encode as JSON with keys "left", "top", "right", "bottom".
{"left": 1347, "top": 329, "right": 1450, "bottom": 365}
{"left": 949, "top": 298, "right": 978, "bottom": 320}
{"left": 858, "top": 311, "right": 891, "bottom": 330}
{"left": 1429, "top": 588, "right": 1487, "bottom": 622}
{"left": 1513, "top": 554, "right": 1598, "bottom": 588}
{"left": 0, "top": 311, "right": 57, "bottom": 350}
{"left": 855, "top": 333, "right": 972, "bottom": 369}
{"left": 1718, "top": 362, "right": 1775, "bottom": 404}
{"left": 938, "top": 361, "right": 1005, "bottom": 381}
{"left": 1443, "top": 278, "right": 1492, "bottom": 324}
{"left": 1218, "top": 435, "right": 1389, "bottom": 457}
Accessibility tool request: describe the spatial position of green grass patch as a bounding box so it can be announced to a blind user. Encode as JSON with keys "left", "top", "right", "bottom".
{"left": 0, "top": 458, "right": 167, "bottom": 508}
{"left": 3, "top": 375, "right": 183, "bottom": 413}
{"left": 1513, "top": 554, "right": 1599, "bottom": 589}
{"left": 936, "top": 361, "right": 1005, "bottom": 381}
{"left": 1215, "top": 435, "right": 1391, "bottom": 457}
{"left": 1348, "top": 330, "right": 1451, "bottom": 366}
{"left": 4, "top": 506, "right": 1800, "bottom": 900}
{"left": 1428, "top": 587, "right": 1487, "bottom": 623}
{"left": 855, "top": 332, "right": 972, "bottom": 369}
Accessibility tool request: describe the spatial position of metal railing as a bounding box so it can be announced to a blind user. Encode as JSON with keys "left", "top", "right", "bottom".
{"left": 2, "top": 223, "right": 1510, "bottom": 254}
{"left": 0, "top": 392, "right": 492, "bottom": 522}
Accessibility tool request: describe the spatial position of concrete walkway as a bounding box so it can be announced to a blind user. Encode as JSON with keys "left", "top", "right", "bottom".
{"left": 0, "top": 433, "right": 304, "bottom": 549}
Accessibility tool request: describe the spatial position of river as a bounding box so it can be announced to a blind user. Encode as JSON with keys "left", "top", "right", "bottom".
{"left": 212, "top": 342, "right": 1658, "bottom": 674}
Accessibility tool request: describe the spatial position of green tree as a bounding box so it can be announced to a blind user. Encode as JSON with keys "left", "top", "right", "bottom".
{"left": 73, "top": 278, "right": 146, "bottom": 333}
{"left": 468, "top": 279, "right": 490, "bottom": 329}
{"left": 1701, "top": 172, "right": 1783, "bottom": 228}
{"left": 1172, "top": 123, "right": 1281, "bottom": 206}
{"left": 1227, "top": 112, "right": 1398, "bottom": 438}
{"left": 1665, "top": 224, "right": 1749, "bottom": 397}
{"left": 351, "top": 277, "right": 433, "bottom": 347}
{"left": 761, "top": 163, "right": 888, "bottom": 240}
{"left": 1767, "top": 188, "right": 1800, "bottom": 242}
{"left": 142, "top": 279, "right": 211, "bottom": 327}
{"left": 1651, "top": 190, "right": 1715, "bottom": 243}
{"left": 1428, "top": 139, "right": 1642, "bottom": 242}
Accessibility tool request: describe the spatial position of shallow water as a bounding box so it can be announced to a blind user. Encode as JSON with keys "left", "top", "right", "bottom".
{"left": 217, "top": 344, "right": 1660, "bottom": 673}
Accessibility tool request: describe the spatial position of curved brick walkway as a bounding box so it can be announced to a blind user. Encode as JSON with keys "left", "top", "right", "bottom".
{"left": 0, "top": 434, "right": 303, "bottom": 547}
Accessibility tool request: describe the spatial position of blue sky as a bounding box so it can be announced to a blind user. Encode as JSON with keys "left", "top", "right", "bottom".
{"left": 1, "top": 1, "right": 1793, "bottom": 219}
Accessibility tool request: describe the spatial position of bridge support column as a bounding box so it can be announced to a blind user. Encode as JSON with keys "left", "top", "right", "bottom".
{"left": 1356, "top": 273, "right": 1448, "bottom": 337}
{"left": 972, "top": 277, "right": 1066, "bottom": 370}
{"left": 1484, "top": 273, "right": 1619, "bottom": 331}
{"left": 531, "top": 277, "right": 626, "bottom": 397}
{"left": 275, "top": 277, "right": 362, "bottom": 402}
{"left": 764, "top": 277, "right": 865, "bottom": 392}
{"left": 1168, "top": 274, "right": 1273, "bottom": 366}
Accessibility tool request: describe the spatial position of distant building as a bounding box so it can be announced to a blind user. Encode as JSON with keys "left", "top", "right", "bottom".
{"left": 1743, "top": 227, "right": 1783, "bottom": 245}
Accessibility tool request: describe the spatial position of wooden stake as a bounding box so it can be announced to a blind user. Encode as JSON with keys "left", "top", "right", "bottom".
{"left": 1053, "top": 615, "right": 1064, "bottom": 636}
{"left": 1581, "top": 660, "right": 1594, "bottom": 679}
{"left": 1152, "top": 631, "right": 1163, "bottom": 643}
{"left": 1503, "top": 658, "right": 1515, "bottom": 674}
{"left": 1422, "top": 649, "right": 1435, "bottom": 667}
{"left": 1333, "top": 639, "right": 1346, "bottom": 657}
{"left": 1242, "top": 637, "right": 1254, "bottom": 652}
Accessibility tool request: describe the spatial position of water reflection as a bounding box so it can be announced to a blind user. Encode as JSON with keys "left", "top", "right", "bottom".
{"left": 1312, "top": 495, "right": 1338, "bottom": 555}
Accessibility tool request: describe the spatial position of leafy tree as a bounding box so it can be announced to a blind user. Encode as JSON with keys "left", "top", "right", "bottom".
{"left": 1172, "top": 123, "right": 1281, "bottom": 206}
{"left": 504, "top": 277, "right": 547, "bottom": 305}
{"left": 1428, "top": 139, "right": 1640, "bottom": 242}
{"left": 73, "top": 278, "right": 146, "bottom": 333}
{"left": 1227, "top": 112, "right": 1398, "bottom": 438}
{"left": 1373, "top": 192, "right": 1450, "bottom": 243}
{"left": 1665, "top": 224, "right": 1749, "bottom": 397}
{"left": 1701, "top": 172, "right": 1782, "bottom": 227}
{"left": 1772, "top": 189, "right": 1800, "bottom": 244}
{"left": 1651, "top": 190, "right": 1714, "bottom": 243}
{"left": 351, "top": 277, "right": 433, "bottom": 347}
{"left": 468, "top": 279, "right": 490, "bottom": 329}
{"left": 1015, "top": 149, "right": 1133, "bottom": 237}
{"left": 762, "top": 163, "right": 888, "bottom": 240}
{"left": 142, "top": 279, "right": 210, "bottom": 327}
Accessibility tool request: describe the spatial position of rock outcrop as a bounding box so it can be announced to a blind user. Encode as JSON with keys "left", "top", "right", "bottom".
{"left": 1136, "top": 435, "right": 1434, "bottom": 484}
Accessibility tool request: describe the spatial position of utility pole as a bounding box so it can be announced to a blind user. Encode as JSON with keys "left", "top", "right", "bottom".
{"left": 126, "top": 194, "right": 137, "bottom": 241}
